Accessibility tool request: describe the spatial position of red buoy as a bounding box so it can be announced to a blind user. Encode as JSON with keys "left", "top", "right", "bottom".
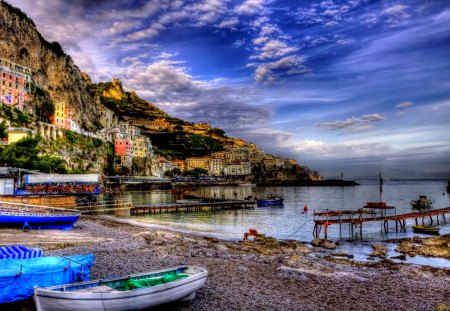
{"left": 303, "top": 204, "right": 308, "bottom": 212}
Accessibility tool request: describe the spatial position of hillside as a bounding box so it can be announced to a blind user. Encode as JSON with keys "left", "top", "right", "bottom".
{"left": 0, "top": 1, "right": 99, "bottom": 130}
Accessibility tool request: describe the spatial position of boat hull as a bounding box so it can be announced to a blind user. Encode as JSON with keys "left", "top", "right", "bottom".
{"left": 256, "top": 199, "right": 284, "bottom": 207}
{"left": 412, "top": 225, "right": 439, "bottom": 234}
{"left": 0, "top": 213, "right": 79, "bottom": 229}
{"left": 34, "top": 266, "right": 208, "bottom": 311}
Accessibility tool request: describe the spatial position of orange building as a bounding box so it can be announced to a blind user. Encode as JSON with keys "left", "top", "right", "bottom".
{"left": 0, "top": 58, "right": 32, "bottom": 109}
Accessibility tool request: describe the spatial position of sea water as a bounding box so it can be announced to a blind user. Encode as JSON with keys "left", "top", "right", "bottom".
{"left": 105, "top": 179, "right": 450, "bottom": 241}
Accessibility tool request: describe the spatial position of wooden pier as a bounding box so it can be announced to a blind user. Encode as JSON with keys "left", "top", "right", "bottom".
{"left": 313, "top": 206, "right": 450, "bottom": 239}
{"left": 130, "top": 200, "right": 256, "bottom": 215}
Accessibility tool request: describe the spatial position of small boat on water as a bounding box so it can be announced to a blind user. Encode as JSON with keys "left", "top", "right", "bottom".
{"left": 0, "top": 204, "right": 80, "bottom": 230}
{"left": 410, "top": 195, "right": 433, "bottom": 209}
{"left": 412, "top": 224, "right": 440, "bottom": 234}
{"left": 256, "top": 194, "right": 284, "bottom": 207}
{"left": 34, "top": 265, "right": 208, "bottom": 311}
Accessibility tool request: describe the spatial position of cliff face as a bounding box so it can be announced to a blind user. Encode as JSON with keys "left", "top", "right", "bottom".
{"left": 0, "top": 2, "right": 99, "bottom": 130}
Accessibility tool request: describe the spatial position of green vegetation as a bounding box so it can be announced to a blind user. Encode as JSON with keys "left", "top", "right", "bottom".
{"left": 0, "top": 121, "right": 7, "bottom": 139}
{"left": 0, "top": 135, "right": 67, "bottom": 173}
{"left": 184, "top": 168, "right": 208, "bottom": 177}
{"left": 0, "top": 104, "right": 34, "bottom": 127}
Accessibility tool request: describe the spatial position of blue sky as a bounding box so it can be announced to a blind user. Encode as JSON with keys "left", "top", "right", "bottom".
{"left": 9, "top": 0, "right": 450, "bottom": 178}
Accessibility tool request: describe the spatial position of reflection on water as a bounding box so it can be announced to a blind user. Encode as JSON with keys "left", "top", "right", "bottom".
{"left": 102, "top": 180, "right": 450, "bottom": 243}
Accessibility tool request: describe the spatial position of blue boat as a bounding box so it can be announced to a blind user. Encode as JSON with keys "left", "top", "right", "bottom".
{"left": 256, "top": 194, "right": 284, "bottom": 207}
{"left": 0, "top": 205, "right": 80, "bottom": 230}
{"left": 0, "top": 254, "right": 94, "bottom": 303}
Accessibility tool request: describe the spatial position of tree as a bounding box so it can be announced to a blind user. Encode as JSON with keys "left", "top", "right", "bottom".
{"left": 0, "top": 121, "right": 7, "bottom": 140}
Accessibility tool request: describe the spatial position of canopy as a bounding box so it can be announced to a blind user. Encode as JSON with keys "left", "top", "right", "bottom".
{"left": 0, "top": 245, "right": 43, "bottom": 260}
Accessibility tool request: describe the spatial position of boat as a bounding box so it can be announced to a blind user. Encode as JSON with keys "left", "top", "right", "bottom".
{"left": 0, "top": 254, "right": 94, "bottom": 303}
{"left": 0, "top": 245, "right": 43, "bottom": 259}
{"left": 256, "top": 194, "right": 284, "bottom": 207}
{"left": 0, "top": 204, "right": 80, "bottom": 230}
{"left": 410, "top": 196, "right": 433, "bottom": 209}
{"left": 412, "top": 224, "right": 440, "bottom": 234}
{"left": 34, "top": 265, "right": 208, "bottom": 311}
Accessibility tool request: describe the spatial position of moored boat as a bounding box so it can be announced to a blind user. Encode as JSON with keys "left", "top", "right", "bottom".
{"left": 412, "top": 224, "right": 440, "bottom": 234}
{"left": 0, "top": 204, "right": 80, "bottom": 229}
{"left": 256, "top": 194, "right": 284, "bottom": 207}
{"left": 34, "top": 265, "right": 208, "bottom": 311}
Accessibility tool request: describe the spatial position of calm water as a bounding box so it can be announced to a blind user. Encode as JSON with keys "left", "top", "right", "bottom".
{"left": 103, "top": 180, "right": 450, "bottom": 242}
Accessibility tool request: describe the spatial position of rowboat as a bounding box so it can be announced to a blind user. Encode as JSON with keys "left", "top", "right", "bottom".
{"left": 412, "top": 224, "right": 440, "bottom": 234}
{"left": 410, "top": 195, "right": 433, "bottom": 209}
{"left": 34, "top": 265, "right": 208, "bottom": 311}
{"left": 0, "top": 205, "right": 80, "bottom": 230}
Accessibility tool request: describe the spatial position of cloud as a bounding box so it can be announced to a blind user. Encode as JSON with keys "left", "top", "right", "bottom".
{"left": 250, "top": 39, "right": 299, "bottom": 60}
{"left": 234, "top": 0, "right": 271, "bottom": 15}
{"left": 316, "top": 114, "right": 386, "bottom": 132}
{"left": 382, "top": 4, "right": 408, "bottom": 16}
{"left": 250, "top": 56, "right": 309, "bottom": 83}
{"left": 395, "top": 101, "right": 413, "bottom": 109}
{"left": 217, "top": 17, "right": 239, "bottom": 29}
{"left": 117, "top": 58, "right": 271, "bottom": 130}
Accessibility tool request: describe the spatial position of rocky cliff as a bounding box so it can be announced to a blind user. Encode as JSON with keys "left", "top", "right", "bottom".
{"left": 0, "top": 2, "right": 99, "bottom": 130}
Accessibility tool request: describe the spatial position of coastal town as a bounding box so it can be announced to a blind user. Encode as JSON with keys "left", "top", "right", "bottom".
{"left": 1, "top": 57, "right": 317, "bottom": 181}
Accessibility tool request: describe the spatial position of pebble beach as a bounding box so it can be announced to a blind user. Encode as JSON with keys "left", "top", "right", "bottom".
{"left": 4, "top": 216, "right": 450, "bottom": 311}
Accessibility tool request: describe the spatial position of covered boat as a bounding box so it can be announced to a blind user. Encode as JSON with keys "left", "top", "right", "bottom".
{"left": 0, "top": 245, "right": 43, "bottom": 260}
{"left": 34, "top": 265, "right": 208, "bottom": 311}
{"left": 0, "top": 204, "right": 80, "bottom": 229}
{"left": 410, "top": 196, "right": 433, "bottom": 209}
{"left": 0, "top": 254, "right": 94, "bottom": 303}
{"left": 257, "top": 194, "right": 284, "bottom": 207}
{"left": 412, "top": 225, "right": 440, "bottom": 234}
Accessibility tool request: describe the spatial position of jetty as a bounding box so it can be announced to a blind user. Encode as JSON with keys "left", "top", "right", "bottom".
{"left": 313, "top": 206, "right": 450, "bottom": 239}
{"left": 130, "top": 200, "right": 256, "bottom": 215}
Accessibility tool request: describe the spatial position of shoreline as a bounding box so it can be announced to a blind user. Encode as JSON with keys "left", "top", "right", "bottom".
{"left": 3, "top": 215, "right": 449, "bottom": 311}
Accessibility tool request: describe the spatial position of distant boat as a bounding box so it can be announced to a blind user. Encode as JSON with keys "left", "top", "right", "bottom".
{"left": 34, "top": 265, "right": 208, "bottom": 311}
{"left": 0, "top": 205, "right": 80, "bottom": 230}
{"left": 239, "top": 183, "right": 256, "bottom": 187}
{"left": 256, "top": 194, "right": 284, "bottom": 207}
{"left": 412, "top": 224, "right": 440, "bottom": 234}
{"left": 410, "top": 196, "right": 433, "bottom": 209}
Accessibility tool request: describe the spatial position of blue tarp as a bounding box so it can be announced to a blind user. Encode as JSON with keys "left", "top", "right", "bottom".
{"left": 0, "top": 246, "right": 43, "bottom": 260}
{"left": 0, "top": 254, "right": 94, "bottom": 303}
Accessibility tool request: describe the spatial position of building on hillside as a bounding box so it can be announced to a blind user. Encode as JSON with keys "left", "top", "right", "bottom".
{"left": 172, "top": 159, "right": 186, "bottom": 173}
{"left": 127, "top": 118, "right": 170, "bottom": 131}
{"left": 50, "top": 101, "right": 74, "bottom": 130}
{"left": 0, "top": 58, "right": 32, "bottom": 110}
{"left": 186, "top": 157, "right": 211, "bottom": 171}
{"left": 211, "top": 151, "right": 226, "bottom": 159}
{"left": 209, "top": 158, "right": 224, "bottom": 176}
{"left": 7, "top": 127, "right": 34, "bottom": 144}
{"left": 159, "top": 158, "right": 173, "bottom": 174}
{"left": 132, "top": 136, "right": 147, "bottom": 157}
{"left": 115, "top": 139, "right": 133, "bottom": 166}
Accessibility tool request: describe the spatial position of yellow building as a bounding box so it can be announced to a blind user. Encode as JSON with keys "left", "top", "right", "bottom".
{"left": 186, "top": 157, "right": 211, "bottom": 171}
{"left": 50, "top": 102, "right": 66, "bottom": 127}
{"left": 133, "top": 136, "right": 147, "bottom": 157}
{"left": 7, "top": 127, "right": 33, "bottom": 144}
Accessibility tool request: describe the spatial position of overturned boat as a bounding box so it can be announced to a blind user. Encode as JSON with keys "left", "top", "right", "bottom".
{"left": 0, "top": 203, "right": 80, "bottom": 230}
{"left": 412, "top": 224, "right": 440, "bottom": 234}
{"left": 34, "top": 265, "right": 208, "bottom": 311}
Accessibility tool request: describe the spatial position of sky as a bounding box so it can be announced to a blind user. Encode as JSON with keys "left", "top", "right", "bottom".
{"left": 8, "top": 0, "right": 450, "bottom": 178}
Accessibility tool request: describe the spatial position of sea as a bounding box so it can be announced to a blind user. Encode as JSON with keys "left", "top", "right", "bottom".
{"left": 103, "top": 179, "right": 450, "bottom": 241}
{"left": 100, "top": 179, "right": 450, "bottom": 267}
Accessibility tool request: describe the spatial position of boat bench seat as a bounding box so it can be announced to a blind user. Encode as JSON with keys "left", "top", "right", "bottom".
{"left": 71, "top": 285, "right": 119, "bottom": 293}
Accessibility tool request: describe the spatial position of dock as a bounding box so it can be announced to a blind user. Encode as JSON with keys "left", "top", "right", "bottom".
{"left": 313, "top": 206, "right": 450, "bottom": 239}
{"left": 130, "top": 200, "right": 256, "bottom": 215}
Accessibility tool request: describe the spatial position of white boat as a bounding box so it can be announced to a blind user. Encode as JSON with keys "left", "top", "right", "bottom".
{"left": 34, "top": 265, "right": 207, "bottom": 311}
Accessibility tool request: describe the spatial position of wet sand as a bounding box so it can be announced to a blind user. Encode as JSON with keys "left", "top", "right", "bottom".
{"left": 2, "top": 216, "right": 450, "bottom": 311}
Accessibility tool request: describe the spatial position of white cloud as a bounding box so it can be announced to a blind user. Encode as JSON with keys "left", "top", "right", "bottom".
{"left": 251, "top": 56, "right": 309, "bottom": 83}
{"left": 395, "top": 101, "right": 413, "bottom": 109}
{"left": 234, "top": 0, "right": 270, "bottom": 15}
{"left": 383, "top": 4, "right": 408, "bottom": 15}
{"left": 217, "top": 17, "right": 239, "bottom": 29}
{"left": 316, "top": 114, "right": 386, "bottom": 132}
{"left": 250, "top": 39, "right": 299, "bottom": 60}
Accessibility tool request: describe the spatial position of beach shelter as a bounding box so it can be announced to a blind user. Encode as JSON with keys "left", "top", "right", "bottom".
{"left": 0, "top": 245, "right": 43, "bottom": 260}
